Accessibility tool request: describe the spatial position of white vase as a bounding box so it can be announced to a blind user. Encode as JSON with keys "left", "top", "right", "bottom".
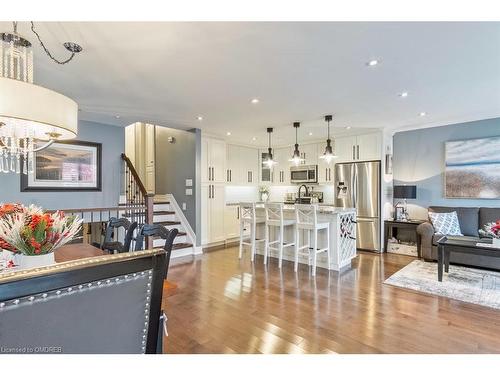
{"left": 15, "top": 252, "right": 55, "bottom": 270}
{"left": 492, "top": 238, "right": 500, "bottom": 248}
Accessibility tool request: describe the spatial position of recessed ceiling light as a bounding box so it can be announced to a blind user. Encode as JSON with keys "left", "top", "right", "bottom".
{"left": 251, "top": 98, "right": 259, "bottom": 104}
{"left": 345, "top": 126, "right": 351, "bottom": 130}
{"left": 399, "top": 92, "right": 409, "bottom": 98}
{"left": 367, "top": 59, "right": 379, "bottom": 66}
{"left": 419, "top": 112, "right": 427, "bottom": 117}
{"left": 252, "top": 137, "right": 257, "bottom": 141}
{"left": 308, "top": 132, "right": 313, "bottom": 136}
{"left": 115, "top": 115, "right": 120, "bottom": 119}
{"left": 197, "top": 116, "right": 203, "bottom": 121}
{"left": 226, "top": 132, "right": 231, "bottom": 136}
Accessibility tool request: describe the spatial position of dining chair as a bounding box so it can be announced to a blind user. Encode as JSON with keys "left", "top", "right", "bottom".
{"left": 135, "top": 224, "right": 178, "bottom": 280}
{"left": 0, "top": 249, "right": 167, "bottom": 353}
{"left": 101, "top": 217, "right": 138, "bottom": 254}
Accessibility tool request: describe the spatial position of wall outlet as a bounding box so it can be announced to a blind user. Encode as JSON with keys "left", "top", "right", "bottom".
{"left": 186, "top": 188, "right": 193, "bottom": 196}
{"left": 182, "top": 203, "right": 187, "bottom": 211}
{"left": 186, "top": 179, "right": 193, "bottom": 187}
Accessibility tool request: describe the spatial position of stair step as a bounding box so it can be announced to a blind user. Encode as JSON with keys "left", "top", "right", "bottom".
{"left": 156, "top": 221, "right": 181, "bottom": 226}
{"left": 152, "top": 232, "right": 186, "bottom": 239}
{"left": 154, "top": 201, "right": 170, "bottom": 205}
{"left": 153, "top": 210, "right": 175, "bottom": 215}
{"left": 154, "top": 242, "right": 192, "bottom": 251}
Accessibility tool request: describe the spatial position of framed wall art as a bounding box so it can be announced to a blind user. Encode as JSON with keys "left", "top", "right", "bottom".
{"left": 445, "top": 136, "right": 500, "bottom": 199}
{"left": 21, "top": 140, "right": 102, "bottom": 192}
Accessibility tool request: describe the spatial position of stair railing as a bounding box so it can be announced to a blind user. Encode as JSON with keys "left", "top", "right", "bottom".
{"left": 121, "top": 153, "right": 154, "bottom": 248}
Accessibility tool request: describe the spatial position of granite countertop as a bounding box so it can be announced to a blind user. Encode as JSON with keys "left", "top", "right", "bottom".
{"left": 226, "top": 202, "right": 356, "bottom": 214}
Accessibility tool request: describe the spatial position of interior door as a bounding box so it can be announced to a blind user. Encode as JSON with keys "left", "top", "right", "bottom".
{"left": 354, "top": 161, "right": 380, "bottom": 218}
{"left": 145, "top": 124, "right": 156, "bottom": 193}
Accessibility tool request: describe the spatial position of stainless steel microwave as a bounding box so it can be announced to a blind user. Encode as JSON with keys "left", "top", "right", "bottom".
{"left": 290, "top": 165, "right": 318, "bottom": 184}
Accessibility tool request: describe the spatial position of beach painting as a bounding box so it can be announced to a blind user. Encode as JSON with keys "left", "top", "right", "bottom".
{"left": 445, "top": 137, "right": 500, "bottom": 199}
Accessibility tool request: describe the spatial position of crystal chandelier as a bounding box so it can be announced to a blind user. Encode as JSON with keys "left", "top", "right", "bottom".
{"left": 0, "top": 22, "right": 81, "bottom": 174}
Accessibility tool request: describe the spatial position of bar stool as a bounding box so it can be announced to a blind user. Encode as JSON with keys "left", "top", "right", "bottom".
{"left": 294, "top": 204, "right": 330, "bottom": 276}
{"left": 239, "top": 203, "right": 265, "bottom": 261}
{"left": 264, "top": 203, "right": 296, "bottom": 268}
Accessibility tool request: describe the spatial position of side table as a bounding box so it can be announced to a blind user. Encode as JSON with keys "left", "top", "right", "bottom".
{"left": 384, "top": 219, "right": 426, "bottom": 258}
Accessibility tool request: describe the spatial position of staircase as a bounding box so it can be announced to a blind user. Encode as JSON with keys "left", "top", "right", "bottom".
{"left": 120, "top": 154, "right": 199, "bottom": 259}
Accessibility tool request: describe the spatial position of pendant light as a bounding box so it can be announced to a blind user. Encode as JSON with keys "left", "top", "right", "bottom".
{"left": 319, "top": 114, "right": 337, "bottom": 164}
{"left": 289, "top": 122, "right": 304, "bottom": 166}
{"left": 263, "top": 127, "right": 277, "bottom": 168}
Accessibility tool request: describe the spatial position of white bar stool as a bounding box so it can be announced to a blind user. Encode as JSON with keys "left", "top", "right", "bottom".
{"left": 239, "top": 203, "right": 265, "bottom": 261}
{"left": 294, "top": 204, "right": 330, "bottom": 276}
{"left": 264, "top": 203, "right": 296, "bottom": 268}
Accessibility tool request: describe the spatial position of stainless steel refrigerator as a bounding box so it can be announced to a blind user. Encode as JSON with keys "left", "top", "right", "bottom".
{"left": 334, "top": 161, "right": 381, "bottom": 252}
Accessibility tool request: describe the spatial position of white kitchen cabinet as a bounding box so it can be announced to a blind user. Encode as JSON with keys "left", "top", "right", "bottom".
{"left": 299, "top": 143, "right": 318, "bottom": 165}
{"left": 259, "top": 149, "right": 274, "bottom": 184}
{"left": 274, "top": 146, "right": 292, "bottom": 185}
{"left": 335, "top": 136, "right": 357, "bottom": 162}
{"left": 224, "top": 206, "right": 240, "bottom": 239}
{"left": 202, "top": 137, "right": 226, "bottom": 183}
{"left": 226, "top": 144, "right": 258, "bottom": 185}
{"left": 201, "top": 183, "right": 226, "bottom": 246}
{"left": 317, "top": 164, "right": 334, "bottom": 184}
{"left": 356, "top": 132, "right": 382, "bottom": 161}
{"left": 334, "top": 133, "right": 382, "bottom": 162}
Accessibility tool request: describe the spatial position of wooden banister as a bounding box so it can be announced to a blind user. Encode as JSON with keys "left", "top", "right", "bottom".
{"left": 121, "top": 153, "right": 147, "bottom": 197}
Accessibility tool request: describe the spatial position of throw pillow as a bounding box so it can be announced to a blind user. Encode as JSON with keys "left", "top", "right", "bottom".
{"left": 428, "top": 211, "right": 463, "bottom": 236}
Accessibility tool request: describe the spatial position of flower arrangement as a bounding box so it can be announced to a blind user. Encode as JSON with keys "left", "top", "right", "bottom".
{"left": 479, "top": 220, "right": 500, "bottom": 239}
{"left": 0, "top": 203, "right": 82, "bottom": 256}
{"left": 259, "top": 186, "right": 270, "bottom": 202}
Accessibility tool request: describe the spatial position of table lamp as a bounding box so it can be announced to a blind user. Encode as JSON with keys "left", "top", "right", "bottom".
{"left": 393, "top": 185, "right": 417, "bottom": 221}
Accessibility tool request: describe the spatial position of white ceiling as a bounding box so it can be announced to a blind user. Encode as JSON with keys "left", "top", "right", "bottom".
{"left": 2, "top": 21, "right": 500, "bottom": 146}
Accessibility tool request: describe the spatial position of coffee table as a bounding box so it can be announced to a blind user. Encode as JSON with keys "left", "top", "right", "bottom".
{"left": 436, "top": 237, "right": 500, "bottom": 281}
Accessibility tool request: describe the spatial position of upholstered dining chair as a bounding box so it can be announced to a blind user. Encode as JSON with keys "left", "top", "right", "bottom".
{"left": 101, "top": 217, "right": 138, "bottom": 254}
{"left": 135, "top": 224, "right": 178, "bottom": 280}
{"left": 0, "top": 249, "right": 167, "bottom": 354}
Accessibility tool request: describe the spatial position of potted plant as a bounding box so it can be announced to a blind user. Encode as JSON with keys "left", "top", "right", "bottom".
{"left": 0, "top": 203, "right": 82, "bottom": 269}
{"left": 479, "top": 220, "right": 500, "bottom": 248}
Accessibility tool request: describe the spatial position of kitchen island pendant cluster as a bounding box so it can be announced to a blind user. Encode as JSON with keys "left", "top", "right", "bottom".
{"left": 262, "top": 114, "right": 337, "bottom": 169}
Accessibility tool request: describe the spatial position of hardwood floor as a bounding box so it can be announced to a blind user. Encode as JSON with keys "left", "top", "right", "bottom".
{"left": 162, "top": 246, "right": 500, "bottom": 354}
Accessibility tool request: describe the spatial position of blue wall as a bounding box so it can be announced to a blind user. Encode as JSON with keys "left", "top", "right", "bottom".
{"left": 0, "top": 120, "right": 124, "bottom": 209}
{"left": 393, "top": 117, "right": 500, "bottom": 219}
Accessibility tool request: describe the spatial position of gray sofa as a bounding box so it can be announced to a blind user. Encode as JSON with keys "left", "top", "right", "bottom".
{"left": 417, "top": 206, "right": 500, "bottom": 270}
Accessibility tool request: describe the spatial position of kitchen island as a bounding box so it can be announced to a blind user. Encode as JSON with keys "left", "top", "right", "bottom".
{"left": 230, "top": 203, "right": 357, "bottom": 271}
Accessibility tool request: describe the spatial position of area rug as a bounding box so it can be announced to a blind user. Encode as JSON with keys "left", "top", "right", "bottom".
{"left": 384, "top": 260, "right": 500, "bottom": 310}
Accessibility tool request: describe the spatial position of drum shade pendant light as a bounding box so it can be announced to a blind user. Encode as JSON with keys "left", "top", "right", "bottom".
{"left": 289, "top": 122, "right": 304, "bottom": 166}
{"left": 263, "top": 127, "right": 277, "bottom": 168}
{"left": 0, "top": 22, "right": 81, "bottom": 174}
{"left": 319, "top": 114, "right": 337, "bottom": 164}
